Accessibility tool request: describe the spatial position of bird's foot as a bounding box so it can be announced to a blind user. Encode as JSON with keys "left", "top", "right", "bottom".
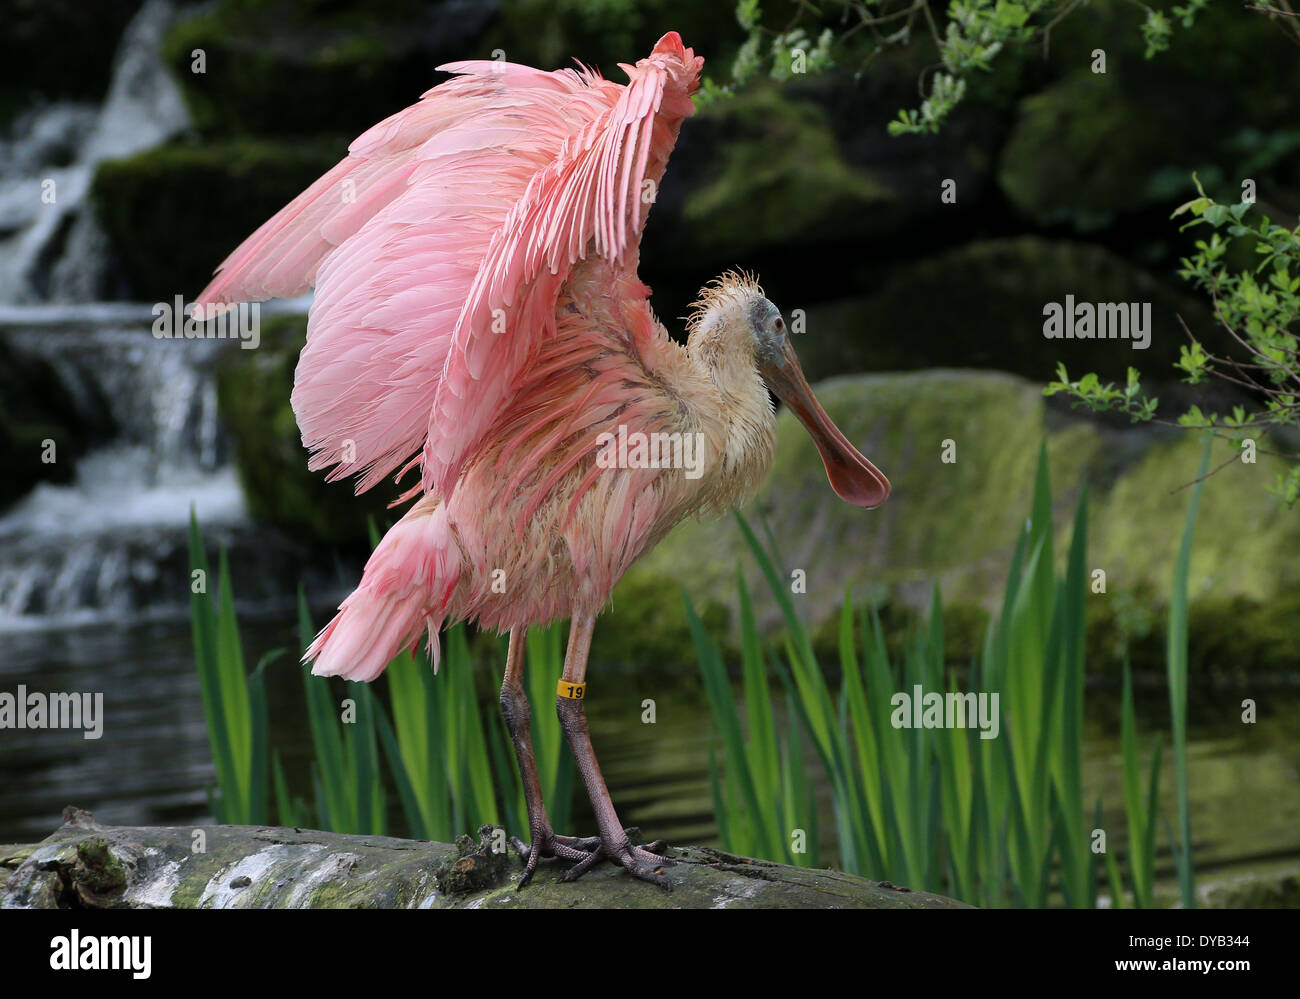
{"left": 510, "top": 827, "right": 670, "bottom": 889}
{"left": 553, "top": 829, "right": 670, "bottom": 854}
{"left": 509, "top": 828, "right": 591, "bottom": 889}
{"left": 557, "top": 833, "right": 675, "bottom": 891}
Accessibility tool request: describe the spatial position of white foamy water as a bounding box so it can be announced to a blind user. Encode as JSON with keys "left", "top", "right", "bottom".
{"left": 0, "top": 312, "right": 254, "bottom": 628}
{"left": 0, "top": 447, "right": 246, "bottom": 541}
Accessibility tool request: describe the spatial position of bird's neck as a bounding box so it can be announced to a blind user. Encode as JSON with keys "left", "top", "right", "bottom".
{"left": 685, "top": 339, "right": 776, "bottom": 517}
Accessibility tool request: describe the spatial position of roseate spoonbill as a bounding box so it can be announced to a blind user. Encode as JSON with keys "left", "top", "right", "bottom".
{"left": 194, "top": 31, "right": 889, "bottom": 889}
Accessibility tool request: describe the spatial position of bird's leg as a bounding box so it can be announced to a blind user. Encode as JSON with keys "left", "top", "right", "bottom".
{"left": 552, "top": 613, "right": 674, "bottom": 890}
{"left": 499, "top": 628, "right": 595, "bottom": 888}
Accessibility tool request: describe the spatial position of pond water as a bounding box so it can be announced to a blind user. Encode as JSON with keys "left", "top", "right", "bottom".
{"left": 3, "top": 610, "right": 1297, "bottom": 903}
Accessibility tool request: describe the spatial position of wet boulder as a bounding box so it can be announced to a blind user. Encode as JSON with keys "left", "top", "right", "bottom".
{"left": 90, "top": 139, "right": 341, "bottom": 304}
{"left": 603, "top": 368, "right": 1300, "bottom": 666}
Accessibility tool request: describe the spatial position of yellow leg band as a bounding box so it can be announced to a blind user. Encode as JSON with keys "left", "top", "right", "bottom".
{"left": 557, "top": 680, "right": 586, "bottom": 700}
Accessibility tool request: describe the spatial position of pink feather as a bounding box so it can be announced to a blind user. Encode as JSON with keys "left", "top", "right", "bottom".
{"left": 195, "top": 33, "right": 705, "bottom": 680}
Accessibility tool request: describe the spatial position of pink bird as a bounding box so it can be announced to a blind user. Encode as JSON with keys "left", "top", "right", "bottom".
{"left": 195, "top": 32, "right": 889, "bottom": 889}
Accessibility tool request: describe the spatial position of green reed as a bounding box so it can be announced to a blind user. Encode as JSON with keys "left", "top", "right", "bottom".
{"left": 1167, "top": 436, "right": 1212, "bottom": 908}
{"left": 188, "top": 509, "right": 279, "bottom": 825}
{"left": 189, "top": 516, "right": 575, "bottom": 841}
{"left": 690, "top": 444, "right": 1202, "bottom": 907}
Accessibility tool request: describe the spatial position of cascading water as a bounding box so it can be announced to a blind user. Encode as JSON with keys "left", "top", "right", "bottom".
{"left": 0, "top": 305, "right": 250, "bottom": 628}
{"left": 0, "top": 0, "right": 189, "bottom": 304}
{"left": 0, "top": 0, "right": 320, "bottom": 631}
{"left": 0, "top": 1, "right": 337, "bottom": 842}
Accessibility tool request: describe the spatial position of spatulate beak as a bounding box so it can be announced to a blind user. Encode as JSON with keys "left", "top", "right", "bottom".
{"left": 761, "top": 340, "right": 890, "bottom": 509}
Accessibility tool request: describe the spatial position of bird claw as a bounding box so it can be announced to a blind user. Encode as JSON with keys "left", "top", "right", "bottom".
{"left": 558, "top": 838, "right": 675, "bottom": 891}
{"left": 511, "top": 828, "right": 599, "bottom": 889}
{"left": 512, "top": 827, "right": 672, "bottom": 889}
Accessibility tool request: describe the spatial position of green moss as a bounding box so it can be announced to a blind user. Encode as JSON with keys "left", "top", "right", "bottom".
{"left": 71, "top": 837, "right": 128, "bottom": 905}
{"left": 1053, "top": 0, "right": 1300, "bottom": 128}
{"left": 999, "top": 71, "right": 1177, "bottom": 229}
{"left": 160, "top": 0, "right": 459, "bottom": 139}
{"left": 166, "top": 860, "right": 217, "bottom": 909}
{"left": 683, "top": 85, "right": 895, "bottom": 255}
{"left": 215, "top": 314, "right": 397, "bottom": 548}
{"left": 1089, "top": 432, "right": 1300, "bottom": 603}
{"left": 594, "top": 567, "right": 732, "bottom": 668}
{"left": 91, "top": 140, "right": 342, "bottom": 302}
{"left": 0, "top": 843, "right": 36, "bottom": 868}
{"left": 614, "top": 369, "right": 1299, "bottom": 666}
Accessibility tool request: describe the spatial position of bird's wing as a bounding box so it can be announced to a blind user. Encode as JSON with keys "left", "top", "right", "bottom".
{"left": 194, "top": 32, "right": 702, "bottom": 498}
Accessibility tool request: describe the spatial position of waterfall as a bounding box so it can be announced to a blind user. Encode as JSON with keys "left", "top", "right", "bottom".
{"left": 0, "top": 0, "right": 189, "bottom": 305}
{"left": 0, "top": 3, "right": 331, "bottom": 630}
{"left": 0, "top": 305, "right": 251, "bottom": 627}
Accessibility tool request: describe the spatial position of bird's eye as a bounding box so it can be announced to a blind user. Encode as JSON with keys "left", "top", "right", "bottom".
{"left": 774, "top": 317, "right": 785, "bottom": 333}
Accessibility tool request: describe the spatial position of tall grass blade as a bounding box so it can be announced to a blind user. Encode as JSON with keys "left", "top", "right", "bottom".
{"left": 1167, "top": 436, "right": 1211, "bottom": 907}
{"left": 189, "top": 510, "right": 233, "bottom": 822}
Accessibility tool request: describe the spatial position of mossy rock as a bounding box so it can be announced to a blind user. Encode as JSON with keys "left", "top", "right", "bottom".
{"left": 1089, "top": 430, "right": 1300, "bottom": 603}
{"left": 794, "top": 237, "right": 1213, "bottom": 386}
{"left": 1050, "top": 0, "right": 1300, "bottom": 130}
{"left": 591, "top": 561, "right": 732, "bottom": 668}
{"left": 160, "top": 0, "right": 496, "bottom": 139}
{"left": 680, "top": 84, "right": 896, "bottom": 258}
{"left": 90, "top": 139, "right": 341, "bottom": 302}
{"left": 606, "top": 368, "right": 1300, "bottom": 662}
{"left": 214, "top": 313, "right": 397, "bottom": 548}
{"left": 671, "top": 27, "right": 1023, "bottom": 255}
{"left": 815, "top": 39, "right": 1027, "bottom": 222}
{"left": 999, "top": 70, "right": 1183, "bottom": 229}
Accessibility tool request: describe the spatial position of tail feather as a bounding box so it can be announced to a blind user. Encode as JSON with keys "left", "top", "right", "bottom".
{"left": 305, "top": 498, "right": 459, "bottom": 680}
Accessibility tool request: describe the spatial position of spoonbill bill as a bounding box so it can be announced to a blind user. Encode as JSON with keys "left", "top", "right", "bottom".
{"left": 194, "top": 31, "right": 889, "bottom": 889}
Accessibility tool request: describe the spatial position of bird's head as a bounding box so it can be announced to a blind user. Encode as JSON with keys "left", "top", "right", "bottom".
{"left": 687, "top": 271, "right": 891, "bottom": 509}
